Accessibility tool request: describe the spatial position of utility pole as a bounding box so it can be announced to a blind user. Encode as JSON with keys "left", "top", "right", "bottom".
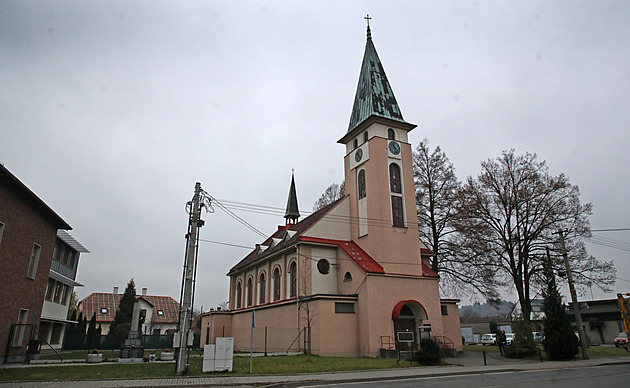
{"left": 175, "top": 182, "right": 203, "bottom": 374}
{"left": 557, "top": 230, "right": 590, "bottom": 360}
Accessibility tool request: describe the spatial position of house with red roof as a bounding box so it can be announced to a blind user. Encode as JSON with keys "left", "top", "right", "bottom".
{"left": 199, "top": 24, "right": 461, "bottom": 357}
{"left": 78, "top": 288, "right": 179, "bottom": 335}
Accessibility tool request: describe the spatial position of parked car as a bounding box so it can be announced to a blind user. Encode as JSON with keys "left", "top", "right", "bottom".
{"left": 532, "top": 332, "right": 543, "bottom": 343}
{"left": 481, "top": 333, "right": 497, "bottom": 345}
{"left": 505, "top": 333, "right": 515, "bottom": 345}
{"left": 614, "top": 332, "right": 628, "bottom": 347}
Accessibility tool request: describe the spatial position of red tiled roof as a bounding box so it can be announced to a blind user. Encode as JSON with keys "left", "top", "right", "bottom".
{"left": 79, "top": 293, "right": 179, "bottom": 324}
{"left": 422, "top": 263, "right": 439, "bottom": 278}
{"left": 299, "top": 236, "right": 385, "bottom": 273}
{"left": 228, "top": 199, "right": 344, "bottom": 275}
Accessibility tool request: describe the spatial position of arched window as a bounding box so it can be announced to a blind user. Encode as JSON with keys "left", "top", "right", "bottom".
{"left": 344, "top": 272, "right": 353, "bottom": 281}
{"left": 273, "top": 267, "right": 281, "bottom": 301}
{"left": 389, "top": 164, "right": 401, "bottom": 193}
{"left": 388, "top": 128, "right": 395, "bottom": 140}
{"left": 353, "top": 139, "right": 358, "bottom": 149}
{"left": 358, "top": 169, "right": 366, "bottom": 199}
{"left": 390, "top": 163, "right": 404, "bottom": 227}
{"left": 290, "top": 261, "right": 297, "bottom": 297}
{"left": 259, "top": 273, "right": 266, "bottom": 304}
{"left": 236, "top": 281, "right": 242, "bottom": 309}
{"left": 363, "top": 131, "right": 368, "bottom": 143}
{"left": 246, "top": 277, "right": 253, "bottom": 307}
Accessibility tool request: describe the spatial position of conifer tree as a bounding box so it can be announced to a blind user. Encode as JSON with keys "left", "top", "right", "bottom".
{"left": 110, "top": 278, "right": 137, "bottom": 343}
{"left": 542, "top": 249, "right": 578, "bottom": 360}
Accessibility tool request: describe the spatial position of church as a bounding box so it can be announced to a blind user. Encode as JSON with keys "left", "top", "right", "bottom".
{"left": 200, "top": 24, "right": 462, "bottom": 357}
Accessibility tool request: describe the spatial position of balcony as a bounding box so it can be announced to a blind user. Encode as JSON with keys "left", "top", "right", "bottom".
{"left": 50, "top": 259, "right": 76, "bottom": 280}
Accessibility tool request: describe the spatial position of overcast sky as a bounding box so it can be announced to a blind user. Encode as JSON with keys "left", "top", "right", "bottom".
{"left": 2, "top": 1, "right": 629, "bottom": 310}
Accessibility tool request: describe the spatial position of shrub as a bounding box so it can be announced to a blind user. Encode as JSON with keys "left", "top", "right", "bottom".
{"left": 506, "top": 317, "right": 537, "bottom": 358}
{"left": 414, "top": 338, "right": 442, "bottom": 365}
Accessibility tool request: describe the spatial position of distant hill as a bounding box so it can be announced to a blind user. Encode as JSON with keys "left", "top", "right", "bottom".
{"left": 459, "top": 300, "right": 515, "bottom": 321}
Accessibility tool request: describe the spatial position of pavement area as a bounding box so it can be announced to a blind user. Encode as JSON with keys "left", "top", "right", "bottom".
{"left": 1, "top": 351, "right": 629, "bottom": 388}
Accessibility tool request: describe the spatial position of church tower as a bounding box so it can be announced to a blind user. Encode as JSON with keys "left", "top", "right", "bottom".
{"left": 338, "top": 23, "right": 423, "bottom": 276}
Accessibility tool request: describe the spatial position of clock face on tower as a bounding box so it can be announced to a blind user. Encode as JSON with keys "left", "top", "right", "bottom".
{"left": 355, "top": 148, "right": 363, "bottom": 162}
{"left": 388, "top": 141, "right": 401, "bottom": 155}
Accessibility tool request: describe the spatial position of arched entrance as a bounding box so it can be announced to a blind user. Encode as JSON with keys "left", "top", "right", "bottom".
{"left": 392, "top": 300, "right": 429, "bottom": 351}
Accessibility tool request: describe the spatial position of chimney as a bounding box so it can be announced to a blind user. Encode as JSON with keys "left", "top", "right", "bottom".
{"left": 113, "top": 287, "right": 119, "bottom": 294}
{"left": 142, "top": 287, "right": 147, "bottom": 296}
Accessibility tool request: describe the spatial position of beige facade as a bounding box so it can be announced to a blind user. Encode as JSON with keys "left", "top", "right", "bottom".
{"left": 201, "top": 26, "right": 462, "bottom": 357}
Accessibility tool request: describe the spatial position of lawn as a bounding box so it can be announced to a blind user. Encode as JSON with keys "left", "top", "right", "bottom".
{"left": 0, "top": 354, "right": 408, "bottom": 383}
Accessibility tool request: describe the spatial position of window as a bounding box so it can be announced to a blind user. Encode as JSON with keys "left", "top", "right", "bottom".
{"left": 246, "top": 277, "right": 253, "bottom": 306}
{"left": 45, "top": 278, "right": 55, "bottom": 302}
{"left": 27, "top": 244, "right": 41, "bottom": 279}
{"left": 290, "top": 261, "right": 297, "bottom": 298}
{"left": 389, "top": 163, "right": 404, "bottom": 227}
{"left": 236, "top": 281, "right": 242, "bottom": 309}
{"left": 259, "top": 273, "right": 266, "bottom": 304}
{"left": 389, "top": 164, "right": 401, "bottom": 193}
{"left": 273, "top": 267, "right": 281, "bottom": 301}
{"left": 363, "top": 131, "right": 368, "bottom": 143}
{"left": 14, "top": 309, "right": 29, "bottom": 347}
{"left": 53, "top": 281, "right": 63, "bottom": 304}
{"left": 344, "top": 272, "right": 352, "bottom": 281}
{"left": 358, "top": 169, "right": 366, "bottom": 199}
{"left": 317, "top": 259, "right": 330, "bottom": 275}
{"left": 157, "top": 310, "right": 164, "bottom": 316}
{"left": 353, "top": 139, "right": 358, "bottom": 149}
{"left": 100, "top": 307, "right": 109, "bottom": 314}
{"left": 388, "top": 128, "right": 395, "bottom": 140}
{"left": 0, "top": 221, "right": 5, "bottom": 246}
{"left": 441, "top": 305, "right": 448, "bottom": 315}
{"left": 335, "top": 302, "right": 355, "bottom": 313}
{"left": 391, "top": 196, "right": 404, "bottom": 227}
{"left": 61, "top": 284, "right": 70, "bottom": 305}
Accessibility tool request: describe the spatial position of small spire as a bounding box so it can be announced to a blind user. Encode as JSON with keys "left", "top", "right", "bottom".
{"left": 364, "top": 14, "right": 372, "bottom": 40}
{"left": 284, "top": 170, "right": 300, "bottom": 225}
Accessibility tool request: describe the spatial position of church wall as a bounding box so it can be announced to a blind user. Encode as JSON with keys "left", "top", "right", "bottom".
{"left": 343, "top": 123, "right": 409, "bottom": 155}
{"left": 302, "top": 197, "right": 351, "bottom": 240}
{"left": 345, "top": 135, "right": 423, "bottom": 277}
{"left": 311, "top": 298, "right": 360, "bottom": 357}
{"left": 228, "top": 301, "right": 300, "bottom": 353}
{"left": 311, "top": 247, "right": 337, "bottom": 295}
{"left": 361, "top": 274, "right": 443, "bottom": 356}
{"left": 336, "top": 250, "right": 363, "bottom": 295}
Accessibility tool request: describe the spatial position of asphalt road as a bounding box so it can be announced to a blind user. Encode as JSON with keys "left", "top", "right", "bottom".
{"left": 302, "top": 364, "right": 630, "bottom": 387}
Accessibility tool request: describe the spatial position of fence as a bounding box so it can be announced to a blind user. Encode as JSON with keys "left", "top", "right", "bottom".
{"left": 62, "top": 334, "right": 176, "bottom": 351}
{"left": 4, "top": 324, "right": 36, "bottom": 364}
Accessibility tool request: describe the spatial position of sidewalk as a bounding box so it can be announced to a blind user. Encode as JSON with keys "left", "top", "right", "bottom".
{"left": 2, "top": 353, "right": 629, "bottom": 388}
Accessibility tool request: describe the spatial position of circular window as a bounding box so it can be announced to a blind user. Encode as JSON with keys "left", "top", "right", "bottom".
{"left": 317, "top": 259, "right": 330, "bottom": 275}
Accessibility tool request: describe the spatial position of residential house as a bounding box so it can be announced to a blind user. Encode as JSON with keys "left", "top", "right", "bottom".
{"left": 567, "top": 299, "right": 624, "bottom": 345}
{"left": 39, "top": 230, "right": 89, "bottom": 352}
{"left": 78, "top": 288, "right": 179, "bottom": 335}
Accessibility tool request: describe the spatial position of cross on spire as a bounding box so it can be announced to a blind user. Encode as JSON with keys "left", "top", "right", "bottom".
{"left": 364, "top": 14, "right": 372, "bottom": 39}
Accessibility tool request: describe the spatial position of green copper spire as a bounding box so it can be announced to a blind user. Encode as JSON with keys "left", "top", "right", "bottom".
{"left": 347, "top": 24, "right": 409, "bottom": 133}
{"left": 284, "top": 171, "right": 300, "bottom": 225}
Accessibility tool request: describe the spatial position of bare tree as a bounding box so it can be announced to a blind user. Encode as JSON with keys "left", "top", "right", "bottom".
{"left": 454, "top": 150, "right": 615, "bottom": 324}
{"left": 413, "top": 139, "right": 498, "bottom": 299}
{"left": 313, "top": 181, "right": 345, "bottom": 211}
